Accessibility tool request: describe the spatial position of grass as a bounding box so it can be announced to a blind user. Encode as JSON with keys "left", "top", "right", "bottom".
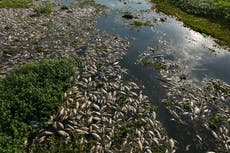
{"left": 33, "top": 2, "right": 53, "bottom": 15}
{"left": 0, "top": 0, "right": 31, "bottom": 8}
{"left": 32, "top": 134, "right": 97, "bottom": 153}
{"left": 209, "top": 114, "right": 222, "bottom": 130}
{"left": 152, "top": 0, "right": 230, "bottom": 48}
{"left": 170, "top": 0, "right": 230, "bottom": 22}
{"left": 0, "top": 58, "right": 77, "bottom": 152}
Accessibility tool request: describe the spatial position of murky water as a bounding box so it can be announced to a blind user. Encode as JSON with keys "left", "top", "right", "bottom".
{"left": 57, "top": 0, "right": 230, "bottom": 152}
{"left": 95, "top": 0, "right": 230, "bottom": 152}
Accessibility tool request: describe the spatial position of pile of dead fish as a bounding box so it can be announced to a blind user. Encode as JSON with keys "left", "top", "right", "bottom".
{"left": 0, "top": 2, "right": 103, "bottom": 78}
{"left": 33, "top": 31, "right": 175, "bottom": 152}
{"left": 0, "top": 1, "right": 175, "bottom": 153}
{"left": 138, "top": 44, "right": 230, "bottom": 152}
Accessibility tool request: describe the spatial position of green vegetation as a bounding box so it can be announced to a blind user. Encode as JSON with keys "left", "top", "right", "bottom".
{"left": 209, "top": 114, "right": 222, "bottom": 130}
{"left": 150, "top": 103, "right": 158, "bottom": 111}
{"left": 154, "top": 61, "right": 167, "bottom": 70}
{"left": 134, "top": 20, "right": 143, "bottom": 27}
{"left": 133, "top": 20, "right": 153, "bottom": 27}
{"left": 170, "top": 0, "right": 230, "bottom": 22}
{"left": 33, "top": 134, "right": 97, "bottom": 153}
{"left": 152, "top": 0, "right": 230, "bottom": 48}
{"left": 0, "top": 0, "right": 31, "bottom": 8}
{"left": 0, "top": 59, "right": 76, "bottom": 152}
{"left": 142, "top": 58, "right": 167, "bottom": 70}
{"left": 114, "top": 123, "right": 132, "bottom": 143}
{"left": 162, "top": 98, "right": 171, "bottom": 106}
{"left": 34, "top": 2, "right": 53, "bottom": 15}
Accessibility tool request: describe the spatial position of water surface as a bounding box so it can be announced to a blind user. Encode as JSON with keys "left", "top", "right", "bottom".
{"left": 95, "top": 0, "right": 230, "bottom": 152}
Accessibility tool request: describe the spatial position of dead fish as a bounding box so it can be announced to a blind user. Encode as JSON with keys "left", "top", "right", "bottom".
{"left": 58, "top": 130, "right": 69, "bottom": 137}
{"left": 56, "top": 121, "right": 64, "bottom": 129}
{"left": 38, "top": 136, "right": 46, "bottom": 143}
{"left": 153, "top": 137, "right": 159, "bottom": 146}
{"left": 92, "top": 103, "right": 100, "bottom": 111}
{"left": 92, "top": 133, "right": 101, "bottom": 141}
{"left": 93, "top": 116, "right": 101, "bottom": 121}
{"left": 146, "top": 149, "right": 152, "bottom": 153}
{"left": 169, "top": 138, "right": 175, "bottom": 149}
{"left": 154, "top": 129, "right": 162, "bottom": 139}
{"left": 186, "top": 144, "right": 191, "bottom": 151}
{"left": 76, "top": 129, "right": 89, "bottom": 134}
{"left": 137, "top": 139, "right": 143, "bottom": 151}
{"left": 211, "top": 130, "right": 218, "bottom": 139}
{"left": 43, "top": 131, "right": 54, "bottom": 135}
{"left": 196, "top": 135, "right": 202, "bottom": 142}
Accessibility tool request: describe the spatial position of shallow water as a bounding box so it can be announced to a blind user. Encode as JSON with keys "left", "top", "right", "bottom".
{"left": 95, "top": 0, "right": 230, "bottom": 152}
{"left": 57, "top": 0, "right": 230, "bottom": 152}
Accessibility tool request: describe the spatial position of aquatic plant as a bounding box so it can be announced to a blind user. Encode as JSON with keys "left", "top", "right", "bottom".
{"left": 134, "top": 20, "right": 143, "bottom": 27}
{"left": 154, "top": 62, "right": 167, "bottom": 70}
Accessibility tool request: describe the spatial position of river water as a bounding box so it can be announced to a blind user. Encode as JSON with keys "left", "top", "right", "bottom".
{"left": 57, "top": 0, "right": 230, "bottom": 152}
{"left": 94, "top": 0, "right": 230, "bottom": 153}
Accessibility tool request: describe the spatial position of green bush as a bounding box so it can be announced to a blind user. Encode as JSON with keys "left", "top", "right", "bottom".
{"left": 171, "top": 0, "right": 230, "bottom": 23}
{"left": 0, "top": 0, "right": 31, "bottom": 8}
{"left": 34, "top": 2, "right": 53, "bottom": 14}
{"left": 0, "top": 58, "right": 77, "bottom": 152}
{"left": 152, "top": 0, "right": 230, "bottom": 47}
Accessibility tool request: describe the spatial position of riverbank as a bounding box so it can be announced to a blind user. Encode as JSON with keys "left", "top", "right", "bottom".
{"left": 152, "top": 0, "right": 230, "bottom": 49}
{"left": 0, "top": 1, "right": 173, "bottom": 152}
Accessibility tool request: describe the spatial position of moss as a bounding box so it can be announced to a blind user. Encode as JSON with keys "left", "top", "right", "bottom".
{"left": 154, "top": 61, "right": 167, "bottom": 70}
{"left": 0, "top": 0, "right": 31, "bottom": 8}
{"left": 152, "top": 0, "right": 230, "bottom": 49}
{"left": 0, "top": 58, "right": 77, "bottom": 152}
{"left": 134, "top": 20, "right": 143, "bottom": 27}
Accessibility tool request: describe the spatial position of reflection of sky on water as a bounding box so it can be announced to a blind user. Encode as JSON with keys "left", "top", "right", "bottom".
{"left": 95, "top": 0, "right": 151, "bottom": 11}
{"left": 96, "top": 0, "right": 230, "bottom": 84}
{"left": 58, "top": 0, "right": 74, "bottom": 5}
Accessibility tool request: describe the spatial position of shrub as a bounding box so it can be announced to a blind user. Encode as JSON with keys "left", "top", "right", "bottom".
{"left": 0, "top": 58, "right": 77, "bottom": 152}
{"left": 34, "top": 2, "right": 53, "bottom": 14}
